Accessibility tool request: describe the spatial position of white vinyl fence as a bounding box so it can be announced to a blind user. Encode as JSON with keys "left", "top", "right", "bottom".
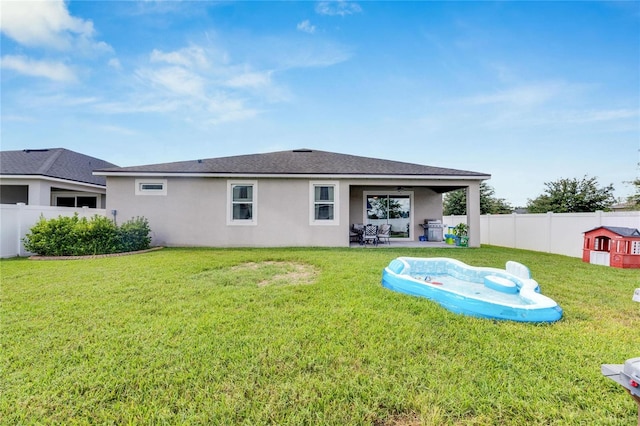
{"left": 443, "top": 211, "right": 640, "bottom": 258}
{"left": 2, "top": 204, "right": 639, "bottom": 259}
{"left": 1, "top": 204, "right": 107, "bottom": 258}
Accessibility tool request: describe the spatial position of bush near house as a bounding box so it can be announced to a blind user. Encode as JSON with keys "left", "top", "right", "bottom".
{"left": 23, "top": 214, "right": 151, "bottom": 256}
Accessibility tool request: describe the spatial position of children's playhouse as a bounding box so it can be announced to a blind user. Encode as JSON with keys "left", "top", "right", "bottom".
{"left": 582, "top": 226, "right": 640, "bottom": 268}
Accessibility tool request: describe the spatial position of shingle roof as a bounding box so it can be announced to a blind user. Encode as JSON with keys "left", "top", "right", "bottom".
{"left": 0, "top": 148, "right": 117, "bottom": 186}
{"left": 586, "top": 226, "right": 640, "bottom": 237}
{"left": 602, "top": 226, "right": 640, "bottom": 237}
{"left": 96, "top": 148, "right": 489, "bottom": 178}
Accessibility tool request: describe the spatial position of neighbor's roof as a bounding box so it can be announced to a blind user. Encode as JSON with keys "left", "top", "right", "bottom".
{"left": 95, "top": 148, "right": 490, "bottom": 179}
{"left": 584, "top": 226, "right": 640, "bottom": 237}
{"left": 0, "top": 148, "right": 118, "bottom": 186}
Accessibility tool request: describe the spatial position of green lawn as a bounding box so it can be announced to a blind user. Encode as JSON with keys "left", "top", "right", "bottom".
{"left": 1, "top": 246, "right": 638, "bottom": 425}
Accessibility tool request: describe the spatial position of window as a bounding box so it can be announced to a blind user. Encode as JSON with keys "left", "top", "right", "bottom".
{"left": 53, "top": 194, "right": 97, "bottom": 208}
{"left": 77, "top": 196, "right": 97, "bottom": 208}
{"left": 135, "top": 179, "right": 167, "bottom": 196}
{"left": 632, "top": 241, "right": 640, "bottom": 255}
{"left": 228, "top": 181, "right": 257, "bottom": 225}
{"left": 364, "top": 191, "right": 412, "bottom": 239}
{"left": 310, "top": 182, "right": 339, "bottom": 225}
{"left": 141, "top": 183, "right": 164, "bottom": 191}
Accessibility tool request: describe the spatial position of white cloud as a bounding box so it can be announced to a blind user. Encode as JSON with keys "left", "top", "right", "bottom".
{"left": 297, "top": 20, "right": 316, "bottom": 34}
{"left": 97, "top": 98, "right": 182, "bottom": 114}
{"left": 204, "top": 96, "right": 260, "bottom": 125}
{"left": 99, "top": 39, "right": 346, "bottom": 124}
{"left": 316, "top": 1, "right": 362, "bottom": 16}
{"left": 226, "top": 71, "right": 272, "bottom": 89}
{"left": 459, "top": 83, "right": 564, "bottom": 108}
{"left": 108, "top": 58, "right": 122, "bottom": 70}
{"left": 0, "top": 114, "right": 36, "bottom": 123}
{"left": 120, "top": 44, "right": 285, "bottom": 123}
{"left": 96, "top": 124, "right": 139, "bottom": 136}
{"left": 0, "top": 55, "right": 76, "bottom": 82}
{"left": 150, "top": 46, "right": 210, "bottom": 69}
{"left": 569, "top": 109, "right": 638, "bottom": 123}
{"left": 136, "top": 66, "right": 206, "bottom": 98}
{"left": 0, "top": 0, "right": 98, "bottom": 50}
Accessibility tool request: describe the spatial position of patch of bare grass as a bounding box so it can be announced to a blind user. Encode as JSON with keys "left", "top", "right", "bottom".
{"left": 190, "top": 261, "right": 319, "bottom": 288}
{"left": 231, "top": 261, "right": 318, "bottom": 287}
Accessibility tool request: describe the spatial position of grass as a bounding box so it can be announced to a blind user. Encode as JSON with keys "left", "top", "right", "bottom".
{"left": 1, "top": 246, "right": 639, "bottom": 425}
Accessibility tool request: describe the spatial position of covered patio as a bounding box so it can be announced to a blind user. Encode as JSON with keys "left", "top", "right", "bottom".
{"left": 347, "top": 182, "right": 481, "bottom": 248}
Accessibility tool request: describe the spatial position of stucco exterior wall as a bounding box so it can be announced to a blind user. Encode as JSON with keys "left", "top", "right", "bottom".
{"left": 106, "top": 176, "right": 479, "bottom": 248}
{"left": 106, "top": 176, "right": 348, "bottom": 247}
{"left": 0, "top": 177, "right": 107, "bottom": 207}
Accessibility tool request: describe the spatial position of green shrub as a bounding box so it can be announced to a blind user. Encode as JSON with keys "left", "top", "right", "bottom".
{"left": 23, "top": 214, "right": 152, "bottom": 256}
{"left": 117, "top": 217, "right": 152, "bottom": 253}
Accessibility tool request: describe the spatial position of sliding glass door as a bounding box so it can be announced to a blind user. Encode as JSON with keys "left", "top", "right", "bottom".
{"left": 365, "top": 192, "right": 411, "bottom": 239}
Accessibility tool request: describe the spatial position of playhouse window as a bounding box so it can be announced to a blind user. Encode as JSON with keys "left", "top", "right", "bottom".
{"left": 632, "top": 241, "right": 640, "bottom": 255}
{"left": 594, "top": 237, "right": 610, "bottom": 252}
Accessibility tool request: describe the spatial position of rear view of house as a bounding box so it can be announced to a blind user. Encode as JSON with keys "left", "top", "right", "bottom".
{"left": 95, "top": 149, "right": 490, "bottom": 248}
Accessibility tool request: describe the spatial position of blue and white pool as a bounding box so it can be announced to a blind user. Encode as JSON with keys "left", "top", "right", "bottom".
{"left": 382, "top": 257, "right": 563, "bottom": 323}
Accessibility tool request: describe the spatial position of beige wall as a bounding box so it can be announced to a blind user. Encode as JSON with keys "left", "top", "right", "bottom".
{"left": 107, "top": 176, "right": 348, "bottom": 247}
{"left": 106, "top": 176, "right": 478, "bottom": 247}
{"left": 0, "top": 177, "right": 106, "bottom": 207}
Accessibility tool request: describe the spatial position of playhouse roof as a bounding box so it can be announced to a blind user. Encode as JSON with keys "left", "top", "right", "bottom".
{"left": 584, "top": 226, "right": 640, "bottom": 237}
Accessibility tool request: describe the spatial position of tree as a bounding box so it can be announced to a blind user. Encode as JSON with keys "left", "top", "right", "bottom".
{"left": 526, "top": 175, "right": 615, "bottom": 213}
{"left": 443, "top": 182, "right": 513, "bottom": 215}
{"left": 626, "top": 178, "right": 640, "bottom": 209}
{"left": 367, "top": 197, "right": 404, "bottom": 219}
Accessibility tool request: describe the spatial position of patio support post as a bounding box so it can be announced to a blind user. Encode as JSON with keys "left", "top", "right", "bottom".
{"left": 465, "top": 183, "right": 481, "bottom": 248}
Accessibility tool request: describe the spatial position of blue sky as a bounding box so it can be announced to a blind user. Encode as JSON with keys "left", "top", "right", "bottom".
{"left": 1, "top": 1, "right": 638, "bottom": 206}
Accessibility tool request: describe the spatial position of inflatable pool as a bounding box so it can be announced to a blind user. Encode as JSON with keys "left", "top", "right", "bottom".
{"left": 382, "top": 257, "right": 563, "bottom": 323}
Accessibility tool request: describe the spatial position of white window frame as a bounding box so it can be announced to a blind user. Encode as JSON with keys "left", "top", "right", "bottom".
{"left": 227, "top": 180, "right": 258, "bottom": 226}
{"left": 51, "top": 192, "right": 99, "bottom": 208}
{"left": 363, "top": 190, "right": 414, "bottom": 241}
{"left": 135, "top": 179, "right": 167, "bottom": 196}
{"left": 631, "top": 241, "right": 640, "bottom": 255}
{"left": 309, "top": 181, "right": 339, "bottom": 226}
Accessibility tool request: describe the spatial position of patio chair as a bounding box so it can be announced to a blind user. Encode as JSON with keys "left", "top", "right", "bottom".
{"left": 362, "top": 224, "right": 379, "bottom": 246}
{"left": 377, "top": 223, "right": 391, "bottom": 245}
{"left": 350, "top": 223, "right": 364, "bottom": 243}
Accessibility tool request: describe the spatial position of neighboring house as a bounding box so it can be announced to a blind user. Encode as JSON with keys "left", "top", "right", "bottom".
{"left": 0, "top": 148, "right": 116, "bottom": 208}
{"left": 582, "top": 226, "right": 640, "bottom": 268}
{"left": 611, "top": 201, "right": 638, "bottom": 211}
{"left": 95, "top": 148, "right": 490, "bottom": 248}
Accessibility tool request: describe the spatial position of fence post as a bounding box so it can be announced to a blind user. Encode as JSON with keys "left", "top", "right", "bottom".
{"left": 596, "top": 210, "right": 603, "bottom": 227}
{"left": 16, "top": 203, "right": 25, "bottom": 256}
{"left": 547, "top": 211, "right": 553, "bottom": 253}
{"left": 486, "top": 214, "right": 491, "bottom": 246}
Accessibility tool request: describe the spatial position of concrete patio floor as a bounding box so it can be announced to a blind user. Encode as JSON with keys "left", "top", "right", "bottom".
{"left": 349, "top": 240, "right": 458, "bottom": 248}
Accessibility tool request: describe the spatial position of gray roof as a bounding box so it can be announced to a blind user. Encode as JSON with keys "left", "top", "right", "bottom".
{"left": 96, "top": 148, "right": 489, "bottom": 178}
{"left": 0, "top": 148, "right": 117, "bottom": 186}
{"left": 586, "top": 226, "right": 640, "bottom": 237}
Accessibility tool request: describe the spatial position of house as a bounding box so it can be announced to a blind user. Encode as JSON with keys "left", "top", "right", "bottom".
{"left": 582, "top": 226, "right": 640, "bottom": 268}
{"left": 94, "top": 148, "right": 490, "bottom": 248}
{"left": 0, "top": 148, "right": 117, "bottom": 208}
{"left": 611, "top": 201, "right": 638, "bottom": 212}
